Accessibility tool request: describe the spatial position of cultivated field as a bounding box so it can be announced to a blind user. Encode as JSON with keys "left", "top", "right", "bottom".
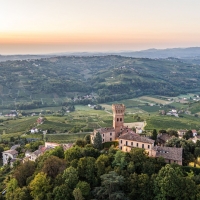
{"left": 138, "top": 96, "right": 170, "bottom": 104}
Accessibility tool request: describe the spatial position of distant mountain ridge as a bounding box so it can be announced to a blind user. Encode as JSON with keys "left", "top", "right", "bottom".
{"left": 1, "top": 47, "right": 200, "bottom": 61}
{"left": 117, "top": 47, "right": 200, "bottom": 58}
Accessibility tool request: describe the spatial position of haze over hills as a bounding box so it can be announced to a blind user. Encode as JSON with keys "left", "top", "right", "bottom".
{"left": 1, "top": 47, "right": 200, "bottom": 62}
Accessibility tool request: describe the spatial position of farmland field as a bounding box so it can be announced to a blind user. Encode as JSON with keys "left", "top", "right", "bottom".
{"left": 145, "top": 115, "right": 200, "bottom": 130}
{"left": 138, "top": 96, "right": 169, "bottom": 104}
{"left": 46, "top": 133, "right": 89, "bottom": 143}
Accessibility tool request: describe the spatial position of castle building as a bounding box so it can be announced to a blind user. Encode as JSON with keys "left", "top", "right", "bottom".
{"left": 112, "top": 104, "right": 126, "bottom": 136}
{"left": 90, "top": 103, "right": 182, "bottom": 165}
{"left": 119, "top": 132, "right": 155, "bottom": 156}
{"left": 90, "top": 104, "right": 152, "bottom": 146}
{"left": 91, "top": 104, "right": 130, "bottom": 143}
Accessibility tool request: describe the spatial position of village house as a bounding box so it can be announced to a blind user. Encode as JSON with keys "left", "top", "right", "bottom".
{"left": 166, "top": 109, "right": 179, "bottom": 117}
{"left": 37, "top": 117, "right": 44, "bottom": 124}
{"left": 2, "top": 149, "right": 18, "bottom": 165}
{"left": 152, "top": 146, "right": 182, "bottom": 165}
{"left": 177, "top": 129, "right": 187, "bottom": 138}
{"left": 136, "top": 127, "right": 143, "bottom": 134}
{"left": 30, "top": 128, "right": 39, "bottom": 134}
{"left": 192, "top": 129, "right": 197, "bottom": 137}
{"left": 157, "top": 133, "right": 171, "bottom": 146}
{"left": 24, "top": 142, "right": 73, "bottom": 162}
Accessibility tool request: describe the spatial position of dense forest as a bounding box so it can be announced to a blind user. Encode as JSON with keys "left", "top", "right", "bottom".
{"left": 0, "top": 56, "right": 200, "bottom": 109}
{"left": 1, "top": 135, "right": 200, "bottom": 200}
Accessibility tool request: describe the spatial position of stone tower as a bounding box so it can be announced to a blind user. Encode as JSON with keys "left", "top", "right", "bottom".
{"left": 112, "top": 104, "right": 125, "bottom": 136}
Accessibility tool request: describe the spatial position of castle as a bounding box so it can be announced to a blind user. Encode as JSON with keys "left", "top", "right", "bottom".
{"left": 90, "top": 104, "right": 182, "bottom": 165}
{"left": 91, "top": 104, "right": 155, "bottom": 156}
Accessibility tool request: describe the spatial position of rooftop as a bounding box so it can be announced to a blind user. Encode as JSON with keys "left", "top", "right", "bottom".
{"left": 152, "top": 146, "right": 182, "bottom": 161}
{"left": 95, "top": 127, "right": 115, "bottom": 134}
{"left": 3, "top": 149, "right": 18, "bottom": 155}
{"left": 119, "top": 132, "right": 155, "bottom": 144}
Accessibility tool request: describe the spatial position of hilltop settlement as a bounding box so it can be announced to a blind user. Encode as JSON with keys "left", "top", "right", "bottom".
{"left": 1, "top": 103, "right": 200, "bottom": 199}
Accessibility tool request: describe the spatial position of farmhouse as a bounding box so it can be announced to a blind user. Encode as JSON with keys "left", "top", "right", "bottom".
{"left": 177, "top": 129, "right": 187, "bottom": 138}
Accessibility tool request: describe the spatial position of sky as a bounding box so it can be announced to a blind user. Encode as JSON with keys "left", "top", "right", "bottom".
{"left": 0, "top": 0, "right": 200, "bottom": 54}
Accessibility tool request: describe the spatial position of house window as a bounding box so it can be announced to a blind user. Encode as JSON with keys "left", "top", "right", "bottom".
{"left": 142, "top": 144, "right": 144, "bottom": 148}
{"left": 110, "top": 138, "right": 112, "bottom": 141}
{"left": 121, "top": 140, "right": 122, "bottom": 144}
{"left": 120, "top": 146, "right": 122, "bottom": 150}
{"left": 110, "top": 132, "right": 112, "bottom": 136}
{"left": 131, "top": 142, "right": 133, "bottom": 146}
{"left": 117, "top": 118, "right": 119, "bottom": 122}
{"left": 148, "top": 145, "right": 150, "bottom": 149}
{"left": 103, "top": 139, "right": 104, "bottom": 142}
{"left": 120, "top": 118, "right": 122, "bottom": 121}
{"left": 103, "top": 134, "right": 104, "bottom": 137}
{"left": 126, "top": 141, "right": 128, "bottom": 146}
{"left": 137, "top": 143, "right": 138, "bottom": 147}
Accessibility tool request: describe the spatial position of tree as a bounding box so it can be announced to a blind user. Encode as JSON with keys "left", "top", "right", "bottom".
{"left": 62, "top": 166, "right": 79, "bottom": 189}
{"left": 6, "top": 178, "right": 18, "bottom": 200}
{"left": 93, "top": 171, "right": 126, "bottom": 200}
{"left": 65, "top": 146, "right": 83, "bottom": 163}
{"left": 112, "top": 150, "right": 127, "bottom": 170}
{"left": 195, "top": 147, "right": 200, "bottom": 159}
{"left": 95, "top": 154, "right": 111, "bottom": 177}
{"left": 127, "top": 173, "right": 153, "bottom": 200}
{"left": 151, "top": 129, "right": 157, "bottom": 140}
{"left": 129, "top": 148, "right": 148, "bottom": 173}
{"left": 76, "top": 181, "right": 90, "bottom": 198}
{"left": 14, "top": 161, "right": 36, "bottom": 187}
{"left": 0, "top": 145, "right": 4, "bottom": 158}
{"left": 84, "top": 134, "right": 91, "bottom": 144}
{"left": 29, "top": 172, "right": 52, "bottom": 200}
{"left": 93, "top": 132, "right": 102, "bottom": 150}
{"left": 42, "top": 155, "right": 66, "bottom": 179}
{"left": 53, "top": 184, "right": 73, "bottom": 200}
{"left": 154, "top": 164, "right": 183, "bottom": 199}
{"left": 75, "top": 139, "right": 86, "bottom": 147}
{"left": 49, "top": 146, "right": 64, "bottom": 159}
{"left": 183, "top": 130, "right": 193, "bottom": 140}
{"left": 78, "top": 157, "right": 97, "bottom": 186}
{"left": 12, "top": 187, "right": 31, "bottom": 200}
{"left": 73, "top": 188, "right": 84, "bottom": 200}
{"left": 167, "top": 129, "right": 178, "bottom": 137}
{"left": 81, "top": 146, "right": 99, "bottom": 158}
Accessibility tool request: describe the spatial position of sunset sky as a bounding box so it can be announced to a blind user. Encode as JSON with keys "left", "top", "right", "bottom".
{"left": 1, "top": 0, "right": 200, "bottom": 54}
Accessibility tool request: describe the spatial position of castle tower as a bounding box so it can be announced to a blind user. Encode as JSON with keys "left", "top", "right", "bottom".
{"left": 112, "top": 104, "right": 125, "bottom": 136}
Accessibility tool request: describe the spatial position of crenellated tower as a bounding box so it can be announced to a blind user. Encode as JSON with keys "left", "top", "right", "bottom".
{"left": 112, "top": 104, "right": 125, "bottom": 135}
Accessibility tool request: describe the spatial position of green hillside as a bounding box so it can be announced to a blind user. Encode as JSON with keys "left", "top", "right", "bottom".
{"left": 0, "top": 56, "right": 200, "bottom": 110}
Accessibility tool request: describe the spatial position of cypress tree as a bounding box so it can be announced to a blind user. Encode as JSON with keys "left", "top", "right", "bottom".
{"left": 93, "top": 132, "right": 102, "bottom": 150}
